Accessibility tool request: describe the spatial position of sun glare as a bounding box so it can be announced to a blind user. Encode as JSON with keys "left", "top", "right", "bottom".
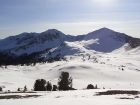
{"left": 98, "top": 0, "right": 111, "bottom": 2}
{"left": 93, "top": 0, "right": 114, "bottom": 5}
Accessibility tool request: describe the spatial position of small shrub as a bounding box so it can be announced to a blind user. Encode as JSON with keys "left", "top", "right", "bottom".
{"left": 23, "top": 85, "right": 27, "bottom": 92}
{"left": 87, "top": 84, "right": 94, "bottom": 89}
{"left": 95, "top": 84, "right": 98, "bottom": 89}
{"left": 0, "top": 87, "right": 2, "bottom": 91}
{"left": 52, "top": 85, "right": 57, "bottom": 91}
{"left": 17, "top": 88, "right": 21, "bottom": 91}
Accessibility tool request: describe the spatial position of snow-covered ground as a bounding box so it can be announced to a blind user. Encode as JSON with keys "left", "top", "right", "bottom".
{"left": 0, "top": 52, "right": 140, "bottom": 104}
{"left": 0, "top": 90, "right": 140, "bottom": 105}
{"left": 0, "top": 53, "right": 140, "bottom": 91}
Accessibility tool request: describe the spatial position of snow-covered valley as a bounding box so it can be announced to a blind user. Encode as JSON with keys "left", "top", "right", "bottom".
{"left": 0, "top": 53, "right": 140, "bottom": 91}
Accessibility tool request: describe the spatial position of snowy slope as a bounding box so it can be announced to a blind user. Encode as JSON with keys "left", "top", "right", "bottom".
{"left": 43, "top": 41, "right": 97, "bottom": 60}
{"left": 41, "top": 28, "right": 140, "bottom": 57}
{"left": 0, "top": 28, "right": 140, "bottom": 56}
{"left": 0, "top": 52, "right": 140, "bottom": 91}
{"left": 0, "top": 29, "right": 67, "bottom": 55}
{"left": 0, "top": 52, "right": 140, "bottom": 105}
{"left": 0, "top": 28, "right": 140, "bottom": 105}
{"left": 0, "top": 27, "right": 140, "bottom": 68}
{"left": 83, "top": 28, "right": 126, "bottom": 52}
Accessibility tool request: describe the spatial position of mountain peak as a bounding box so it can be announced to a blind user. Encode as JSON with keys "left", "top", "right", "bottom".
{"left": 100, "top": 27, "right": 109, "bottom": 30}
{"left": 87, "top": 27, "right": 115, "bottom": 36}
{"left": 43, "top": 29, "right": 64, "bottom": 35}
{"left": 0, "top": 27, "right": 140, "bottom": 57}
{"left": 98, "top": 27, "right": 114, "bottom": 32}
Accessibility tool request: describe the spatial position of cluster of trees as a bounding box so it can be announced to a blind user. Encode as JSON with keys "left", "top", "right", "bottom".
{"left": 17, "top": 85, "right": 27, "bottom": 92}
{"left": 0, "top": 72, "right": 99, "bottom": 92}
{"left": 33, "top": 72, "right": 99, "bottom": 91}
{"left": 34, "top": 79, "right": 54, "bottom": 91}
{"left": 0, "top": 50, "right": 67, "bottom": 67}
{"left": 34, "top": 72, "right": 74, "bottom": 91}
{"left": 0, "top": 51, "right": 44, "bottom": 66}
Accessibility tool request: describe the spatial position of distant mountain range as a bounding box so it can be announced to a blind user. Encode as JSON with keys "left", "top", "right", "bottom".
{"left": 0, "top": 27, "right": 140, "bottom": 65}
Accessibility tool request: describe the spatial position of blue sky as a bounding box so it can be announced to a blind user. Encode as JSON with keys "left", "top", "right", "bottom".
{"left": 0, "top": 0, "right": 140, "bottom": 39}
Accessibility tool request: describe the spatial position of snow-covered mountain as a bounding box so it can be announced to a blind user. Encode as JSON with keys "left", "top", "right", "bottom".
{"left": 0, "top": 28, "right": 140, "bottom": 92}
{"left": 0, "top": 27, "right": 140, "bottom": 65}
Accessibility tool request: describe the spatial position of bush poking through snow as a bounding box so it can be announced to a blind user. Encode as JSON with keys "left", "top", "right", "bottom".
{"left": 87, "top": 84, "right": 94, "bottom": 89}
{"left": 17, "top": 88, "right": 20, "bottom": 91}
{"left": 87, "top": 84, "right": 98, "bottom": 89}
{"left": 95, "top": 84, "right": 98, "bottom": 89}
{"left": 0, "top": 87, "right": 2, "bottom": 91}
{"left": 52, "top": 85, "right": 57, "bottom": 91}
{"left": 23, "top": 85, "right": 27, "bottom": 92}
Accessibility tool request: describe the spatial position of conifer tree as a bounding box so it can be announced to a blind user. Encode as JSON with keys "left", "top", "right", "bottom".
{"left": 24, "top": 85, "right": 27, "bottom": 92}
{"left": 95, "top": 84, "right": 98, "bottom": 89}
{"left": 0, "top": 87, "right": 2, "bottom": 91}
{"left": 46, "top": 81, "right": 52, "bottom": 91}
{"left": 34, "top": 79, "right": 46, "bottom": 91}
{"left": 17, "top": 88, "right": 20, "bottom": 91}
{"left": 52, "top": 85, "right": 57, "bottom": 91}
{"left": 58, "top": 72, "right": 73, "bottom": 91}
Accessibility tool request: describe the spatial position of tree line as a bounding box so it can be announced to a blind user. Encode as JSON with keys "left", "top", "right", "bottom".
{"left": 0, "top": 50, "right": 66, "bottom": 67}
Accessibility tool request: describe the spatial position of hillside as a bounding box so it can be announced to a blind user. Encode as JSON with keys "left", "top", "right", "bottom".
{"left": 0, "top": 53, "right": 140, "bottom": 91}
{"left": 0, "top": 28, "right": 140, "bottom": 98}
{"left": 0, "top": 28, "right": 140, "bottom": 66}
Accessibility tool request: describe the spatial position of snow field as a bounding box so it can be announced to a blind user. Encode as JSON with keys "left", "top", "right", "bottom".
{"left": 0, "top": 90, "right": 140, "bottom": 105}
{"left": 0, "top": 53, "right": 140, "bottom": 91}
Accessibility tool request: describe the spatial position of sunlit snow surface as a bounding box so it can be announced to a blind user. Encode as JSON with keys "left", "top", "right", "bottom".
{"left": 0, "top": 52, "right": 140, "bottom": 105}
{"left": 0, "top": 90, "right": 140, "bottom": 105}
{"left": 0, "top": 53, "right": 140, "bottom": 91}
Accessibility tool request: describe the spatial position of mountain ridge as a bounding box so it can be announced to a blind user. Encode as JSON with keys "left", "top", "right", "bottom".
{"left": 0, "top": 27, "right": 140, "bottom": 65}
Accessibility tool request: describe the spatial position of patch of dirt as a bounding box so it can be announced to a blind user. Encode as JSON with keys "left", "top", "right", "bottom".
{"left": 0, "top": 91, "right": 37, "bottom": 94}
{"left": 95, "top": 90, "right": 140, "bottom": 96}
{"left": 116, "top": 97, "right": 134, "bottom": 100}
{"left": 0, "top": 95, "right": 41, "bottom": 99}
{"left": 55, "top": 96, "right": 63, "bottom": 98}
